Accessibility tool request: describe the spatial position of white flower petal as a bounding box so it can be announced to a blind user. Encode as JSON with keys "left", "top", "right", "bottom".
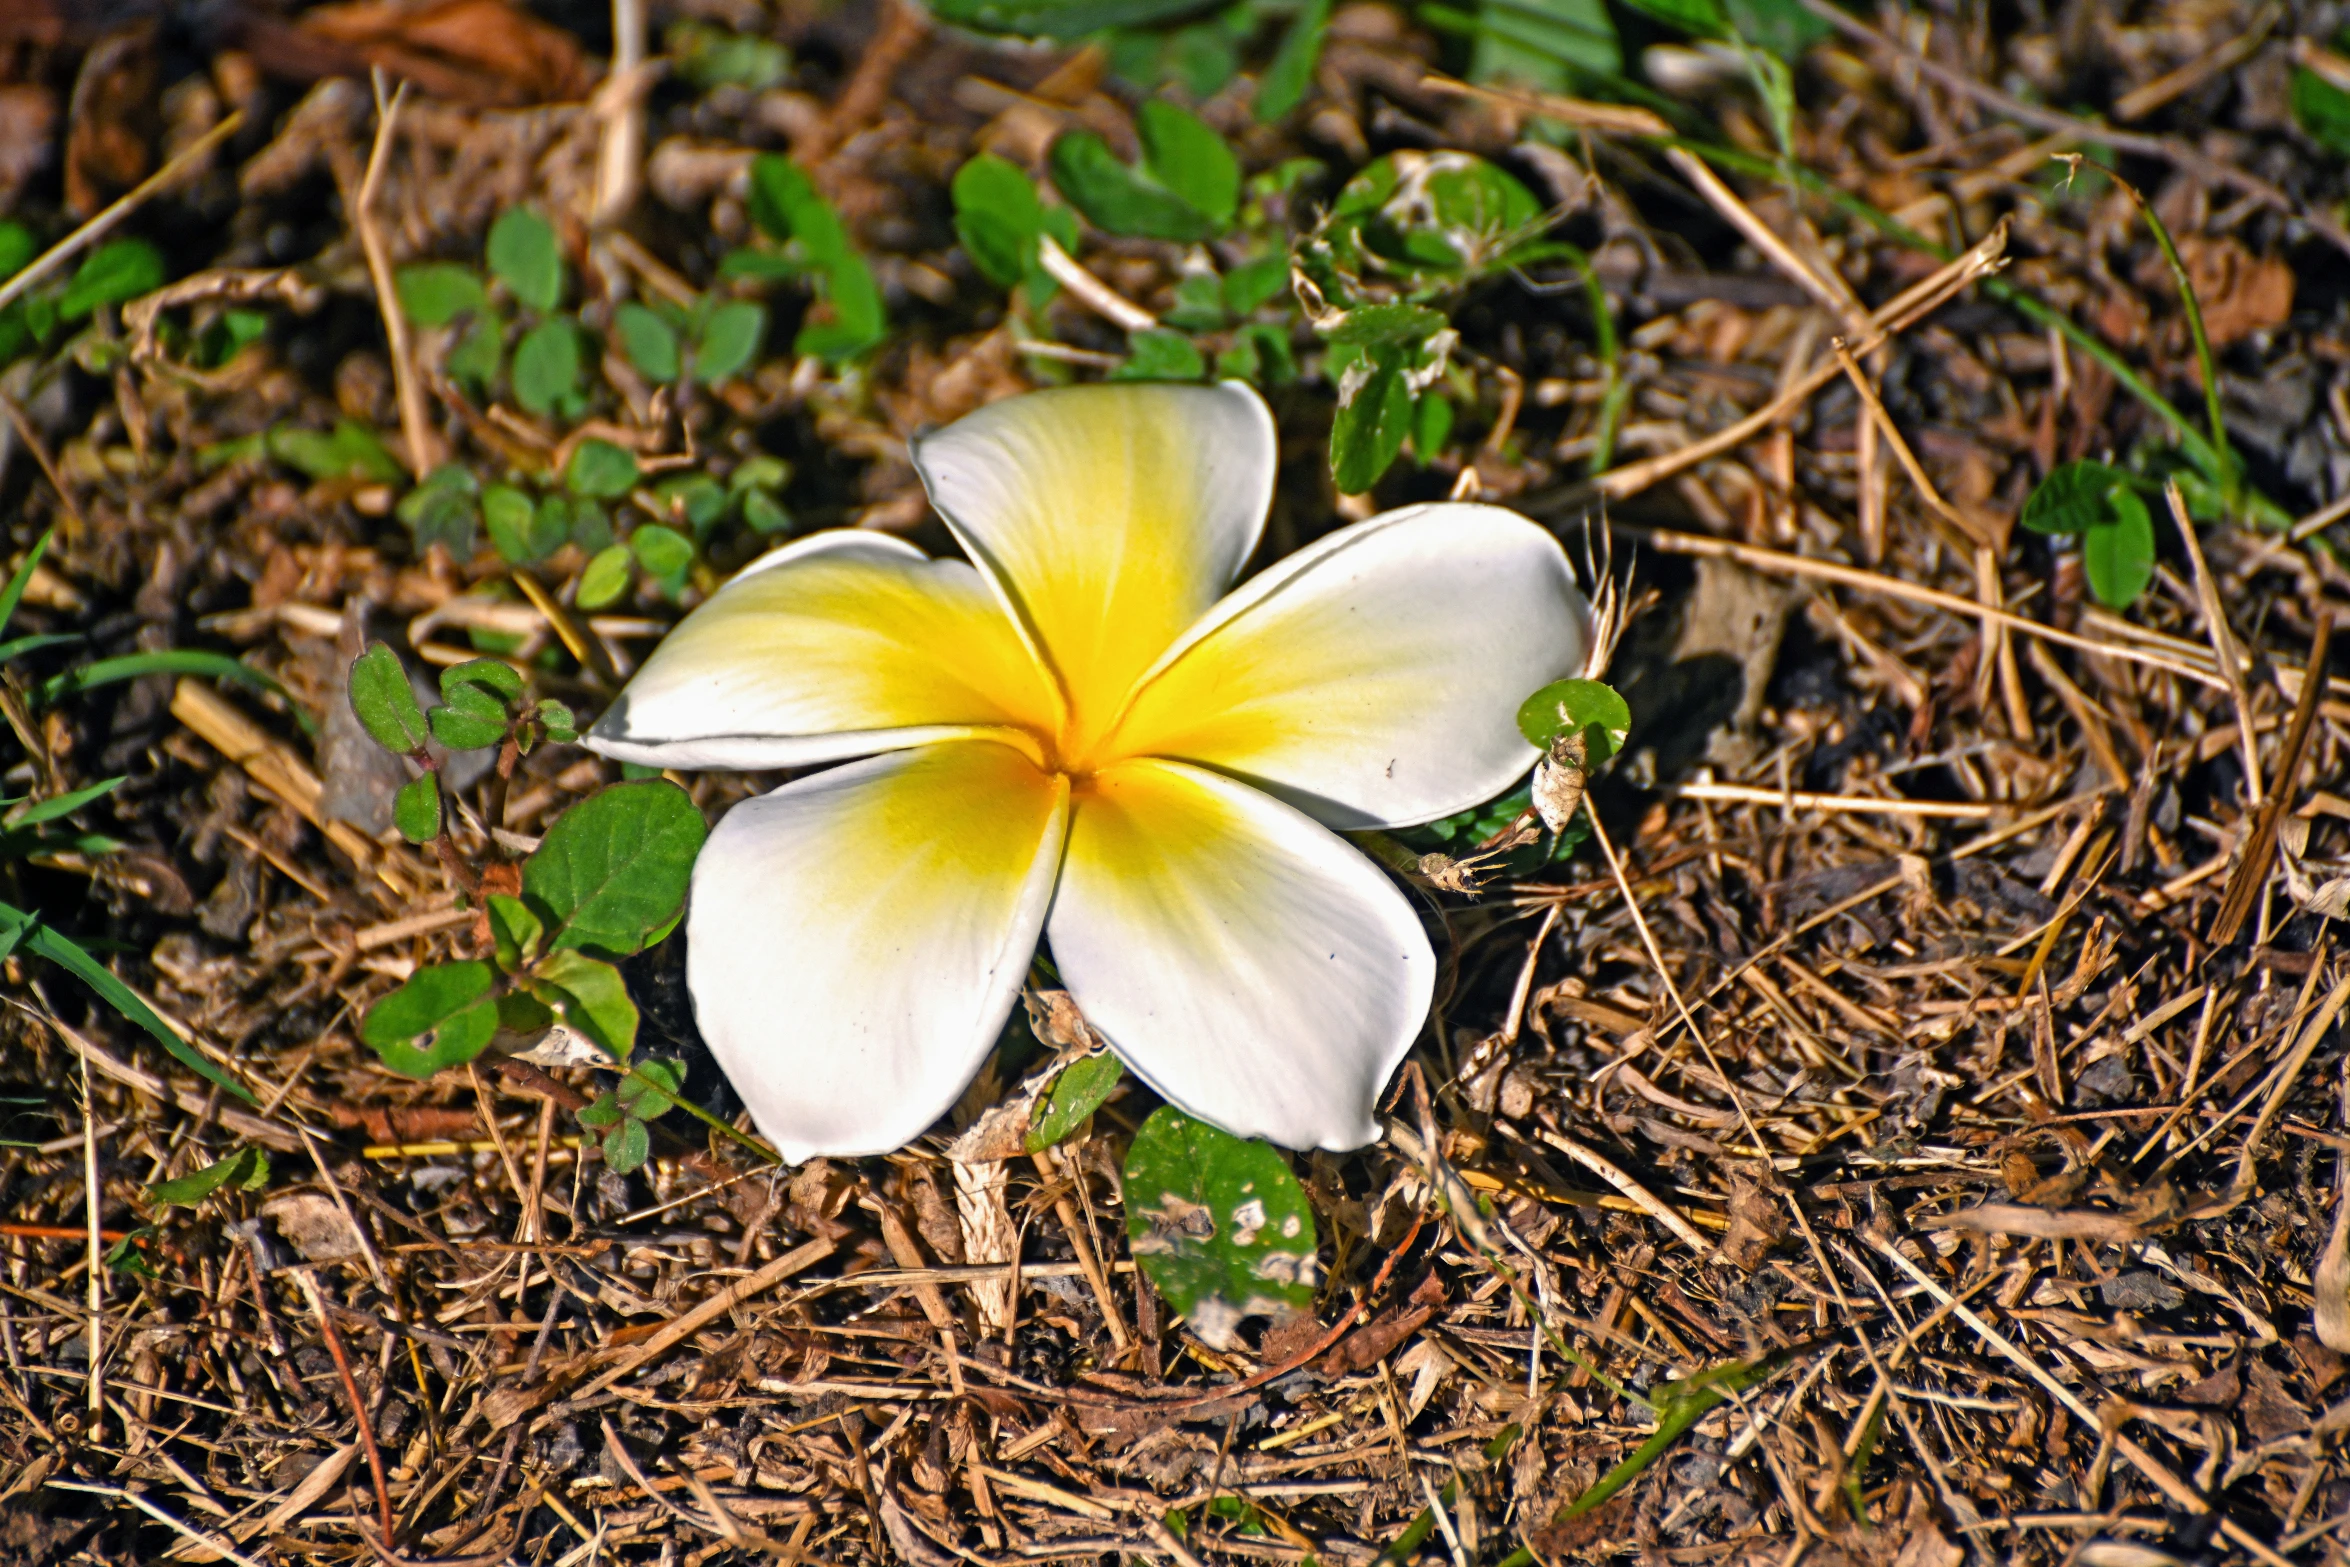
{"left": 909, "top": 381, "right": 1276, "bottom": 755}
{"left": 687, "top": 740, "right": 1068, "bottom": 1162}
{"left": 1106, "top": 502, "right": 1590, "bottom": 829}
{"left": 586, "top": 531, "right": 1057, "bottom": 770}
{"left": 1048, "top": 760, "right": 1431, "bottom": 1151}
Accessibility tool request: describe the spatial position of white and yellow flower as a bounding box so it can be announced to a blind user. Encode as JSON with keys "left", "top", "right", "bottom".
{"left": 586, "top": 382, "right": 1588, "bottom": 1161}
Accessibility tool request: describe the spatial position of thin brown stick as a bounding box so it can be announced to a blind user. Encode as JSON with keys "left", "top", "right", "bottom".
{"left": 354, "top": 76, "right": 442, "bottom": 479}
{"left": 1030, "top": 1147, "right": 1130, "bottom": 1351}
{"left": 289, "top": 1268, "right": 395, "bottom": 1547}
{"left": 1631, "top": 526, "right": 2227, "bottom": 689}
{"left": 0, "top": 113, "right": 244, "bottom": 316}
{"left": 0, "top": 390, "right": 87, "bottom": 536}
{"left": 79, "top": 1049, "right": 102, "bottom": 1424}
{"left": 2171, "top": 479, "right": 2263, "bottom": 804}
{"left": 1594, "top": 223, "right": 2009, "bottom": 501}
{"left": 2212, "top": 613, "right": 2333, "bottom": 945}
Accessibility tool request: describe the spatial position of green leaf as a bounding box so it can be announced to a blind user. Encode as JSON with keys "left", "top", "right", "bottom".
{"left": 1112, "top": 328, "right": 1206, "bottom": 382}
{"left": 269, "top": 421, "right": 405, "bottom": 484}
{"left": 148, "top": 1147, "right": 269, "bottom": 1208}
{"left": 666, "top": 19, "right": 791, "bottom": 90}
{"left": 1137, "top": 101, "right": 1239, "bottom": 229}
{"left": 537, "top": 698, "right": 578, "bottom": 744}
{"left": 396, "top": 263, "right": 489, "bottom": 328}
{"left": 1723, "top": 0, "right": 1831, "bottom": 59}
{"left": 59, "top": 240, "right": 164, "bottom": 321}
{"left": 1328, "top": 347, "right": 1413, "bottom": 493}
{"left": 748, "top": 154, "right": 838, "bottom": 256}
{"left": 443, "top": 657, "right": 524, "bottom": 709}
{"left": 795, "top": 254, "right": 887, "bottom": 362}
{"left": 1025, "top": 1053, "right": 1123, "bottom": 1151}
{"left": 14, "top": 917, "right": 247, "bottom": 1100}
{"left": 428, "top": 702, "right": 506, "bottom": 751}
{"left": 36, "top": 649, "right": 289, "bottom": 709}
{"left": 577, "top": 543, "right": 634, "bottom": 610}
{"left": 1516, "top": 677, "right": 1632, "bottom": 757}
{"left": 1412, "top": 388, "right": 1454, "bottom": 459}
{"left": 954, "top": 154, "right": 1051, "bottom": 289}
{"left": 614, "top": 302, "right": 681, "bottom": 382}
{"left": 512, "top": 319, "right": 581, "bottom": 416}
{"left": 447, "top": 312, "right": 503, "bottom": 387}
{"left": 2294, "top": 66, "right": 2350, "bottom": 158}
{"left": 1258, "top": 0, "right": 1331, "bottom": 120}
{"left": 566, "top": 438, "right": 640, "bottom": 500}
{"left": 1049, "top": 131, "right": 1218, "bottom": 242}
{"left": 2084, "top": 489, "right": 2157, "bottom": 609}
{"left": 350, "top": 643, "right": 429, "bottom": 754}
{"left": 0, "top": 528, "right": 53, "bottom": 640}
{"left": 394, "top": 775, "right": 443, "bottom": 843}
{"left": 602, "top": 1115, "right": 652, "bottom": 1174}
{"left": 498, "top": 989, "right": 555, "bottom": 1035}
{"left": 530, "top": 948, "right": 639, "bottom": 1058}
{"left": 486, "top": 893, "right": 544, "bottom": 972}
{"left": 361, "top": 961, "right": 500, "bottom": 1078}
{"left": 617, "top": 1057, "right": 682, "bottom": 1118}
{"left": 577, "top": 1091, "right": 624, "bottom": 1129}
{"left": 3, "top": 776, "right": 124, "bottom": 831}
{"left": 1324, "top": 301, "right": 1448, "bottom": 346}
{"left": 1121, "top": 1106, "right": 1318, "bottom": 1346}
{"left": 2020, "top": 459, "right": 2133, "bottom": 535}
{"left": 487, "top": 207, "right": 564, "bottom": 312}
{"left": 396, "top": 461, "right": 481, "bottom": 555}
{"left": 0, "top": 223, "right": 33, "bottom": 281}
{"left": 1223, "top": 255, "right": 1291, "bottom": 315}
{"left": 523, "top": 780, "right": 708, "bottom": 957}
{"left": 483, "top": 485, "right": 541, "bottom": 563}
{"left": 631, "top": 524, "right": 694, "bottom": 585}
{"left": 1614, "top": 0, "right": 1727, "bottom": 35}
{"left": 692, "top": 301, "right": 766, "bottom": 384}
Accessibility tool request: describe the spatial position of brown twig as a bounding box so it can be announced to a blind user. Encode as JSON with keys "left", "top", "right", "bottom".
{"left": 289, "top": 1268, "right": 396, "bottom": 1548}
{"left": 2212, "top": 614, "right": 2334, "bottom": 945}
{"left": 354, "top": 75, "right": 442, "bottom": 479}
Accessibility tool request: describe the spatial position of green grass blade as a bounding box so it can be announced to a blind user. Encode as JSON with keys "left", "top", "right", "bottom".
{"left": 0, "top": 528, "right": 53, "bottom": 640}
{"left": 0, "top": 633, "right": 82, "bottom": 663}
{"left": 19, "top": 918, "right": 256, "bottom": 1103}
{"left": 4, "top": 775, "right": 124, "bottom": 830}
{"left": 35, "top": 650, "right": 288, "bottom": 708}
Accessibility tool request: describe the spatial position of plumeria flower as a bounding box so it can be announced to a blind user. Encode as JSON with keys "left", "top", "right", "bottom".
{"left": 586, "top": 383, "right": 1589, "bottom": 1162}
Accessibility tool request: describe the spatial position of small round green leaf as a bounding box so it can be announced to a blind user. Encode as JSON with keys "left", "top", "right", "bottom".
{"left": 349, "top": 643, "right": 429, "bottom": 754}
{"left": 59, "top": 239, "right": 164, "bottom": 321}
{"left": 577, "top": 543, "right": 634, "bottom": 609}
{"left": 360, "top": 961, "right": 500, "bottom": 1078}
{"left": 523, "top": 780, "right": 709, "bottom": 957}
{"left": 1048, "top": 131, "right": 1217, "bottom": 243}
{"left": 1111, "top": 328, "right": 1206, "bottom": 382}
{"left": 691, "top": 301, "right": 766, "bottom": 384}
{"left": 428, "top": 703, "right": 507, "bottom": 751}
{"left": 394, "top": 774, "right": 443, "bottom": 843}
{"left": 1516, "top": 678, "right": 1633, "bottom": 752}
{"left": 614, "top": 303, "right": 681, "bottom": 382}
{"left": 2083, "top": 489, "right": 2158, "bottom": 609}
{"left": 441, "top": 656, "right": 525, "bottom": 708}
{"left": 1121, "top": 1106, "right": 1317, "bottom": 1348}
{"left": 512, "top": 319, "right": 581, "bottom": 416}
{"left": 631, "top": 524, "right": 694, "bottom": 583}
{"left": 1328, "top": 348, "right": 1413, "bottom": 494}
{"left": 530, "top": 948, "right": 639, "bottom": 1059}
{"left": 953, "top": 153, "right": 1047, "bottom": 288}
{"left": 482, "top": 485, "right": 539, "bottom": 563}
{"left": 566, "top": 438, "right": 640, "bottom": 500}
{"left": 1137, "top": 100, "right": 1239, "bottom": 230}
{"left": 396, "top": 263, "right": 488, "bottom": 328}
{"left": 486, "top": 893, "right": 544, "bottom": 972}
{"left": 487, "top": 206, "right": 564, "bottom": 312}
{"left": 1025, "top": 1053, "right": 1123, "bottom": 1152}
{"left": 602, "top": 1116, "right": 652, "bottom": 1174}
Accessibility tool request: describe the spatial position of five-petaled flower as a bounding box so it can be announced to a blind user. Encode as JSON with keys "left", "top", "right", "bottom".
{"left": 586, "top": 382, "right": 1589, "bottom": 1161}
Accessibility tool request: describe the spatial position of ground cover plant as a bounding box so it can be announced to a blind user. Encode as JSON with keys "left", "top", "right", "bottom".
{"left": 2, "top": 0, "right": 2350, "bottom": 1564}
